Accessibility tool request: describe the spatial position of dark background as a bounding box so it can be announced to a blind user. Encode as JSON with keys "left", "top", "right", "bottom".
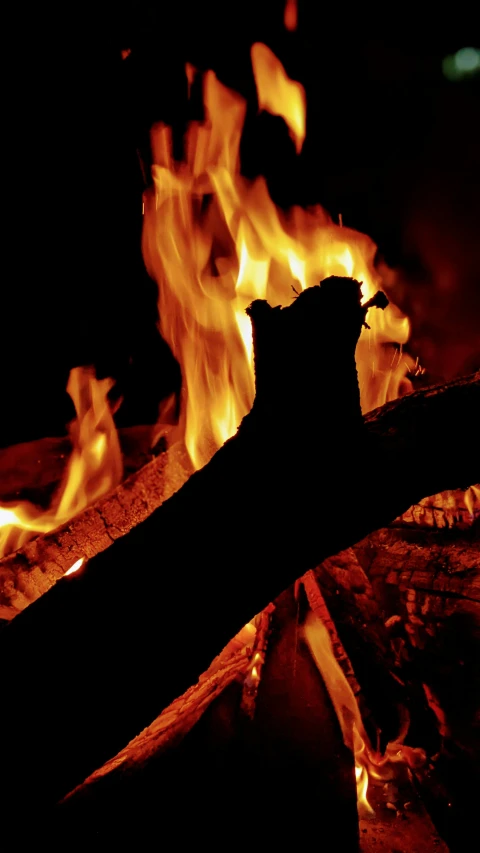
{"left": 1, "top": 1, "right": 478, "bottom": 446}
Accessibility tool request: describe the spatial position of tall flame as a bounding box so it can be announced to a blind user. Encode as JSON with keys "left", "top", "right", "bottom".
{"left": 0, "top": 367, "right": 123, "bottom": 558}
{"left": 304, "top": 610, "right": 425, "bottom": 814}
{"left": 143, "top": 43, "right": 411, "bottom": 471}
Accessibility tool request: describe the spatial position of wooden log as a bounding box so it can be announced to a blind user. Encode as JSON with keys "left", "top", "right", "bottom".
{"left": 300, "top": 571, "right": 449, "bottom": 853}
{"left": 50, "top": 585, "right": 445, "bottom": 853}
{"left": 0, "top": 279, "right": 478, "bottom": 817}
{"left": 353, "top": 524, "right": 480, "bottom": 758}
{"left": 312, "top": 537, "right": 480, "bottom": 846}
{"left": 47, "top": 588, "right": 358, "bottom": 850}
{"left": 397, "top": 485, "right": 479, "bottom": 530}
{"left": 311, "top": 551, "right": 407, "bottom": 751}
{"left": 61, "top": 620, "right": 257, "bottom": 802}
{"left": 359, "top": 773, "right": 448, "bottom": 853}
{"left": 0, "top": 436, "right": 192, "bottom": 620}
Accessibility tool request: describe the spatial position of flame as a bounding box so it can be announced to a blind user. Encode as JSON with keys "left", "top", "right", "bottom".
{"left": 185, "top": 62, "right": 197, "bottom": 99}
{"left": 464, "top": 484, "right": 480, "bottom": 517}
{"left": 284, "top": 0, "right": 298, "bottom": 31}
{"left": 304, "top": 610, "right": 425, "bottom": 815}
{"left": 251, "top": 42, "right": 305, "bottom": 154}
{"left": 143, "top": 43, "right": 411, "bottom": 471}
{"left": 0, "top": 367, "right": 123, "bottom": 558}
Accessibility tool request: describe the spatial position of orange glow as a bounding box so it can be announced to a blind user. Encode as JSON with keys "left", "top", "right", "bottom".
{"left": 143, "top": 44, "right": 411, "bottom": 472}
{"left": 304, "top": 611, "right": 425, "bottom": 815}
{"left": 284, "top": 0, "right": 298, "bottom": 31}
{"left": 0, "top": 368, "right": 123, "bottom": 557}
{"left": 251, "top": 42, "right": 305, "bottom": 154}
{"left": 185, "top": 62, "right": 197, "bottom": 99}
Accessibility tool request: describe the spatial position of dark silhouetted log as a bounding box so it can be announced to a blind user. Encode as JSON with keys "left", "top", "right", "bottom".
{"left": 53, "top": 588, "right": 359, "bottom": 851}
{"left": 0, "top": 279, "right": 478, "bottom": 819}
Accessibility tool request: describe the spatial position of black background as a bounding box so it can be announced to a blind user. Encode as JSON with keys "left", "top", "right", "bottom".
{"left": 1, "top": 1, "right": 478, "bottom": 445}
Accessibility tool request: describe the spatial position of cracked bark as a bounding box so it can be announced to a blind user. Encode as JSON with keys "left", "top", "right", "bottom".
{"left": 352, "top": 522, "right": 480, "bottom": 757}
{"left": 0, "top": 440, "right": 192, "bottom": 619}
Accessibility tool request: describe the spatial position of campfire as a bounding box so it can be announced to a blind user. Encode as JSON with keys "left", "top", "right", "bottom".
{"left": 0, "top": 33, "right": 478, "bottom": 853}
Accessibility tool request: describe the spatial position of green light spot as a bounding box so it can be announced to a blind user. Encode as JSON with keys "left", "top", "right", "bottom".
{"left": 455, "top": 47, "right": 480, "bottom": 71}
{"left": 443, "top": 47, "right": 480, "bottom": 81}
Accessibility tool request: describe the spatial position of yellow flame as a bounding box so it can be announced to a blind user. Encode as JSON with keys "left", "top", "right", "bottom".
{"left": 251, "top": 42, "right": 306, "bottom": 154}
{"left": 0, "top": 367, "right": 123, "bottom": 557}
{"left": 304, "top": 610, "right": 425, "bottom": 815}
{"left": 143, "top": 44, "right": 411, "bottom": 471}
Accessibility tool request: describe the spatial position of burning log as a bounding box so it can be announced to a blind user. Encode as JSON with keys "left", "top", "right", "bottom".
{"left": 311, "top": 550, "right": 406, "bottom": 750}
{"left": 354, "top": 524, "right": 480, "bottom": 753}
{"left": 0, "top": 278, "right": 479, "bottom": 817}
{"left": 397, "top": 486, "right": 480, "bottom": 529}
{"left": 0, "top": 437, "right": 191, "bottom": 620}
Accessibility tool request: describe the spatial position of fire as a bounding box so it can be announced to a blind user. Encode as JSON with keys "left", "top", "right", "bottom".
{"left": 284, "top": 0, "right": 298, "bottom": 32}
{"left": 304, "top": 610, "right": 425, "bottom": 815}
{"left": 0, "top": 367, "right": 123, "bottom": 559}
{"left": 251, "top": 42, "right": 305, "bottom": 154}
{"left": 143, "top": 43, "right": 411, "bottom": 471}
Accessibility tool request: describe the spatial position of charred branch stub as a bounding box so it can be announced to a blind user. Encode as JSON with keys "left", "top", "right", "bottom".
{"left": 0, "top": 278, "right": 479, "bottom": 819}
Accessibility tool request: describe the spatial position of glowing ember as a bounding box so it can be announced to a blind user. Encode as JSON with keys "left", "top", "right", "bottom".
{"left": 64, "top": 557, "right": 85, "bottom": 576}
{"left": 250, "top": 651, "right": 262, "bottom": 683}
{"left": 143, "top": 43, "right": 411, "bottom": 471}
{"left": 0, "top": 367, "right": 123, "bottom": 557}
{"left": 304, "top": 610, "right": 426, "bottom": 815}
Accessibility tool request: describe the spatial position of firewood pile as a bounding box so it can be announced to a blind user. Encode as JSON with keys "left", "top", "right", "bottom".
{"left": 0, "top": 279, "right": 478, "bottom": 851}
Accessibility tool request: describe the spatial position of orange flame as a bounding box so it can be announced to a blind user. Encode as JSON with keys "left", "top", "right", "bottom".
{"left": 304, "top": 610, "right": 426, "bottom": 815}
{"left": 251, "top": 42, "right": 306, "bottom": 154}
{"left": 143, "top": 43, "right": 411, "bottom": 471}
{"left": 185, "top": 62, "right": 197, "bottom": 99}
{"left": 0, "top": 367, "right": 123, "bottom": 559}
